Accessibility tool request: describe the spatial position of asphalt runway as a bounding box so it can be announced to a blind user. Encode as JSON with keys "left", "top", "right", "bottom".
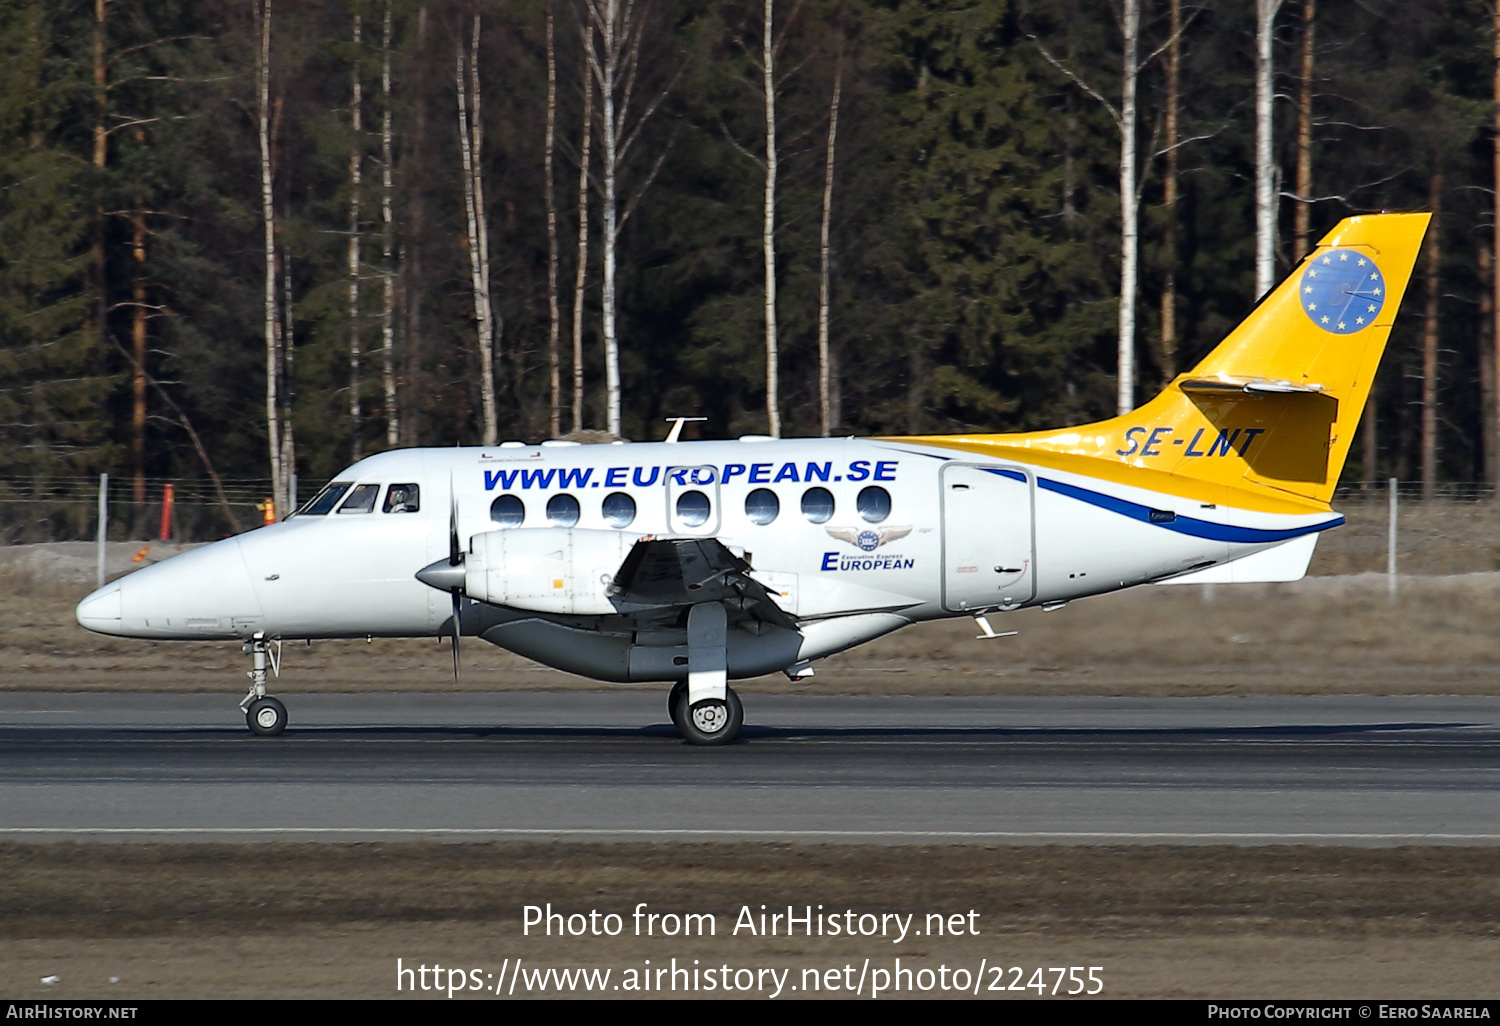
{"left": 0, "top": 691, "right": 1496, "bottom": 844}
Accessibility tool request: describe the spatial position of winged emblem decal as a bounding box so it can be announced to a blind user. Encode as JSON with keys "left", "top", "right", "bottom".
{"left": 825, "top": 525, "right": 912, "bottom": 552}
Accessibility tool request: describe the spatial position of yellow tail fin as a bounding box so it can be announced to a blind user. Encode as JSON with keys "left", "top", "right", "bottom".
{"left": 901, "top": 212, "right": 1430, "bottom": 512}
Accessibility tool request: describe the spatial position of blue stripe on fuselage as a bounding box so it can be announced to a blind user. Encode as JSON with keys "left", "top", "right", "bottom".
{"left": 1024, "top": 473, "right": 1342, "bottom": 543}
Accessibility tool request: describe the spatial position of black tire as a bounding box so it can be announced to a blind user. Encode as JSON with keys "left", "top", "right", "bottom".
{"left": 246, "top": 696, "right": 288, "bottom": 737}
{"left": 673, "top": 685, "right": 743, "bottom": 746}
{"left": 667, "top": 680, "right": 688, "bottom": 728}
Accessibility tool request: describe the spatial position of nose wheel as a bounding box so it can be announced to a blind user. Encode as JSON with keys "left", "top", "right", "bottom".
{"left": 246, "top": 696, "right": 288, "bottom": 736}
{"left": 239, "top": 631, "right": 289, "bottom": 737}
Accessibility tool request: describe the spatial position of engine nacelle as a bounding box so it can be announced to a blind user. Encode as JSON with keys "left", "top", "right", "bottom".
{"left": 464, "top": 527, "right": 639, "bottom": 615}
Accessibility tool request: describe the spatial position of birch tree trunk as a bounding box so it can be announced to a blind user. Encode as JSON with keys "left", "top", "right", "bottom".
{"left": 1036, "top": 22, "right": 1152, "bottom": 411}
{"left": 1293, "top": 0, "right": 1315, "bottom": 262}
{"left": 761, "top": 0, "right": 780, "bottom": 437}
{"left": 1116, "top": 0, "right": 1139, "bottom": 416}
{"left": 1255, "top": 0, "right": 1284, "bottom": 299}
{"left": 1159, "top": 0, "right": 1180, "bottom": 389}
{"left": 456, "top": 16, "right": 498, "bottom": 446}
{"left": 380, "top": 0, "right": 398, "bottom": 448}
{"left": 1421, "top": 172, "right": 1441, "bottom": 500}
{"left": 347, "top": 14, "right": 364, "bottom": 461}
{"left": 572, "top": 32, "right": 594, "bottom": 434}
{"left": 596, "top": 0, "right": 622, "bottom": 438}
{"left": 257, "top": 0, "right": 286, "bottom": 519}
{"left": 818, "top": 57, "right": 842, "bottom": 438}
{"left": 586, "top": 0, "right": 673, "bottom": 439}
{"left": 546, "top": 0, "right": 562, "bottom": 437}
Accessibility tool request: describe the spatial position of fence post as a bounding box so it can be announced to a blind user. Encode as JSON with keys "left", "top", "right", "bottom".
{"left": 1386, "top": 476, "right": 1398, "bottom": 602}
{"left": 96, "top": 473, "right": 108, "bottom": 589}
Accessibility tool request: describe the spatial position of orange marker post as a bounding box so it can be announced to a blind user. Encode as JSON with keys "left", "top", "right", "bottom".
{"left": 159, "top": 484, "right": 175, "bottom": 541}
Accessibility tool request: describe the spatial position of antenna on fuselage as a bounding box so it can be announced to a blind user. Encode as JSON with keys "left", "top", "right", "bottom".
{"left": 663, "top": 417, "right": 707, "bottom": 443}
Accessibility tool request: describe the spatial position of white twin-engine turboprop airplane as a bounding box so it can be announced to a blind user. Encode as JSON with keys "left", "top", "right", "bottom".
{"left": 76, "top": 213, "right": 1429, "bottom": 744}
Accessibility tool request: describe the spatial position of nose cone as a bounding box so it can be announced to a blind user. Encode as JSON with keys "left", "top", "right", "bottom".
{"left": 75, "top": 538, "right": 264, "bottom": 639}
{"left": 75, "top": 581, "right": 123, "bottom": 635}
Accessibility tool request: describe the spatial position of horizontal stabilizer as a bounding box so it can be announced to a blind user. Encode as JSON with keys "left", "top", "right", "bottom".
{"left": 1179, "top": 376, "right": 1327, "bottom": 397}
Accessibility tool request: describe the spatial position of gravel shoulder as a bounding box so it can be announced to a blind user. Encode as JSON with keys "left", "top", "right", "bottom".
{"left": 0, "top": 842, "right": 1495, "bottom": 999}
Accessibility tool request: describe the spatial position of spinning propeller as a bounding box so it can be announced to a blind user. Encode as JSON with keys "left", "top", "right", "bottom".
{"left": 447, "top": 484, "right": 462, "bottom": 680}
{"left": 414, "top": 475, "right": 467, "bottom": 681}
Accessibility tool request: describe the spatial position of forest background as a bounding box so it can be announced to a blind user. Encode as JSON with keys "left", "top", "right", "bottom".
{"left": 1, "top": 0, "right": 1496, "bottom": 537}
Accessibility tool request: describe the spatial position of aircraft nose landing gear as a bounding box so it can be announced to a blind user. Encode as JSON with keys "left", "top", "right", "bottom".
{"left": 246, "top": 696, "right": 288, "bottom": 736}
{"left": 239, "top": 632, "right": 288, "bottom": 737}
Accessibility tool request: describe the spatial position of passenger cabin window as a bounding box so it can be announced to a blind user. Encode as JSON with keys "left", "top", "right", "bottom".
{"left": 800, "top": 486, "right": 835, "bottom": 524}
{"left": 299, "top": 481, "right": 352, "bottom": 516}
{"left": 337, "top": 483, "right": 380, "bottom": 514}
{"left": 745, "top": 488, "right": 779, "bottom": 525}
{"left": 602, "top": 491, "right": 636, "bottom": 528}
{"left": 857, "top": 486, "right": 891, "bottom": 523}
{"left": 676, "top": 490, "right": 711, "bottom": 527}
{"left": 383, "top": 483, "right": 421, "bottom": 513}
{"left": 547, "top": 493, "right": 581, "bottom": 527}
{"left": 490, "top": 494, "right": 525, "bottom": 528}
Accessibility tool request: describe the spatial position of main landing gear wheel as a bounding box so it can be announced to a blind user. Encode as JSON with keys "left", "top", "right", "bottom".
{"left": 246, "top": 696, "right": 288, "bottom": 737}
{"left": 671, "top": 684, "right": 743, "bottom": 746}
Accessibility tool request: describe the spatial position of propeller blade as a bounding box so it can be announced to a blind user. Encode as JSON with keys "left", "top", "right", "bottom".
{"left": 446, "top": 471, "right": 462, "bottom": 681}
{"left": 451, "top": 589, "right": 462, "bottom": 681}
{"left": 449, "top": 474, "right": 462, "bottom": 566}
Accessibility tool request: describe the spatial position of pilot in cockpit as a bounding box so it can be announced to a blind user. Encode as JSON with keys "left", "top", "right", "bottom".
{"left": 383, "top": 484, "right": 420, "bottom": 514}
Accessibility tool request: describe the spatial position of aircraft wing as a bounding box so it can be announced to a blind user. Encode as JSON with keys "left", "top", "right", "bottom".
{"left": 608, "top": 537, "right": 798, "bottom": 630}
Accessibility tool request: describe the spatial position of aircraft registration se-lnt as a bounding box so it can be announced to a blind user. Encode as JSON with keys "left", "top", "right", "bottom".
{"left": 75, "top": 213, "right": 1428, "bottom": 745}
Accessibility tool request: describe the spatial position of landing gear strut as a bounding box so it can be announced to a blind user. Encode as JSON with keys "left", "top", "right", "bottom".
{"left": 239, "top": 632, "right": 288, "bottom": 737}
{"left": 664, "top": 603, "right": 744, "bottom": 745}
{"left": 669, "top": 679, "right": 743, "bottom": 746}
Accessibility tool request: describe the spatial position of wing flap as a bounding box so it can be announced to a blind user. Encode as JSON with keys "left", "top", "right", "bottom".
{"left": 608, "top": 537, "right": 798, "bottom": 629}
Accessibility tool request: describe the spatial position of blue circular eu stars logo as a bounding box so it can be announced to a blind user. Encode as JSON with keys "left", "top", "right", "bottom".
{"left": 1300, "top": 248, "right": 1385, "bottom": 334}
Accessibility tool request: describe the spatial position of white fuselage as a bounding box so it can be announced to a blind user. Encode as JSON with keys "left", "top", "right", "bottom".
{"left": 74, "top": 437, "right": 1339, "bottom": 682}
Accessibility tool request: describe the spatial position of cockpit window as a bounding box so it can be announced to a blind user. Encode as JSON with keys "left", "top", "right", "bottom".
{"left": 383, "top": 483, "right": 421, "bottom": 513}
{"left": 337, "top": 483, "right": 380, "bottom": 514}
{"left": 299, "top": 481, "right": 352, "bottom": 516}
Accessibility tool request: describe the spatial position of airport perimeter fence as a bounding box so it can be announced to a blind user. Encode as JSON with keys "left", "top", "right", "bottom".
{"left": 0, "top": 475, "right": 1498, "bottom": 577}
{"left": 0, "top": 475, "right": 278, "bottom": 546}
